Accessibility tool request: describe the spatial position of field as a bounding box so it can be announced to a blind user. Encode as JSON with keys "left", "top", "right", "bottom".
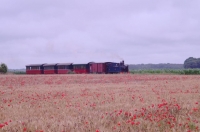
{"left": 0, "top": 74, "right": 200, "bottom": 132}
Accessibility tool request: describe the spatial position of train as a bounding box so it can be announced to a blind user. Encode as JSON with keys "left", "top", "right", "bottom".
{"left": 26, "top": 61, "right": 129, "bottom": 74}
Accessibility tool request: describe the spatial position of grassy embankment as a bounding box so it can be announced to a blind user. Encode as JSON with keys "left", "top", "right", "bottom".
{"left": 130, "top": 69, "right": 200, "bottom": 75}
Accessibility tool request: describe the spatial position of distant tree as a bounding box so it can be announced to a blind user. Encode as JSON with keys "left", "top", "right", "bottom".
{"left": 184, "top": 57, "right": 200, "bottom": 69}
{"left": 0, "top": 63, "right": 8, "bottom": 74}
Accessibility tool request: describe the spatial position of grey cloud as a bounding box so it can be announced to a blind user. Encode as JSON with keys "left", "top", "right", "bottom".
{"left": 0, "top": 0, "right": 200, "bottom": 68}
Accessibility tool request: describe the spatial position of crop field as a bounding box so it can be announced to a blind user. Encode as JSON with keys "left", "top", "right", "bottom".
{"left": 0, "top": 74, "right": 200, "bottom": 132}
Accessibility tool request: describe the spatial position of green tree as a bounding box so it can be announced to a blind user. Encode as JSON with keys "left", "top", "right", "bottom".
{"left": 184, "top": 57, "right": 200, "bottom": 69}
{"left": 0, "top": 63, "right": 8, "bottom": 74}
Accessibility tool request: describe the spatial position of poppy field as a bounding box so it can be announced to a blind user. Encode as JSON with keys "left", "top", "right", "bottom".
{"left": 0, "top": 74, "right": 200, "bottom": 132}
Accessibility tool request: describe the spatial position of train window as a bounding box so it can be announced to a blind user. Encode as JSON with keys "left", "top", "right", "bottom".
{"left": 31, "top": 66, "right": 39, "bottom": 70}
{"left": 44, "top": 66, "right": 54, "bottom": 70}
{"left": 58, "top": 66, "right": 65, "bottom": 69}
{"left": 66, "top": 65, "right": 69, "bottom": 69}
{"left": 73, "top": 65, "right": 86, "bottom": 69}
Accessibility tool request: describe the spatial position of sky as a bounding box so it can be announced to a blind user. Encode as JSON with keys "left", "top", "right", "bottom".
{"left": 0, "top": 0, "right": 200, "bottom": 68}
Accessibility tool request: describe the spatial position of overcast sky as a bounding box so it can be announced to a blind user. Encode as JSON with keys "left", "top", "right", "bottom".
{"left": 0, "top": 0, "right": 200, "bottom": 68}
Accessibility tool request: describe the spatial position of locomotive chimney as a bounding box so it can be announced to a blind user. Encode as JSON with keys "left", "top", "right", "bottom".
{"left": 120, "top": 60, "right": 124, "bottom": 66}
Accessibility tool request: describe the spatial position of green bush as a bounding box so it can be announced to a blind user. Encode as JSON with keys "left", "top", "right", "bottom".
{"left": 0, "top": 63, "right": 8, "bottom": 74}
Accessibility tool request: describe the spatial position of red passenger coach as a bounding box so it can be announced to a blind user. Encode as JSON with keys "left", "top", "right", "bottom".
{"left": 26, "top": 64, "right": 45, "bottom": 74}
{"left": 73, "top": 64, "right": 89, "bottom": 74}
{"left": 57, "top": 63, "right": 73, "bottom": 74}
{"left": 43, "top": 63, "right": 58, "bottom": 74}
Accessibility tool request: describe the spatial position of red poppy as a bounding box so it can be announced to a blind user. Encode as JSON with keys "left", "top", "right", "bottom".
{"left": 0, "top": 124, "right": 5, "bottom": 128}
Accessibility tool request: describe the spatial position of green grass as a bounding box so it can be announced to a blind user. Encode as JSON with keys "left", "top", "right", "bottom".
{"left": 130, "top": 69, "right": 200, "bottom": 75}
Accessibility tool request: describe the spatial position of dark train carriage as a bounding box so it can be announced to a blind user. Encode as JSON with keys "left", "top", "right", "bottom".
{"left": 26, "top": 64, "right": 45, "bottom": 74}
{"left": 57, "top": 63, "right": 73, "bottom": 74}
{"left": 89, "top": 62, "right": 106, "bottom": 73}
{"left": 73, "top": 64, "right": 89, "bottom": 74}
{"left": 105, "top": 62, "right": 121, "bottom": 73}
{"left": 43, "top": 63, "right": 58, "bottom": 74}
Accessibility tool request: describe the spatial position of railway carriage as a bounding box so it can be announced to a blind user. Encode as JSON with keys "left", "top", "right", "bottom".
{"left": 43, "top": 63, "right": 58, "bottom": 74}
{"left": 57, "top": 63, "right": 73, "bottom": 74}
{"left": 89, "top": 62, "right": 106, "bottom": 73}
{"left": 26, "top": 64, "right": 45, "bottom": 74}
{"left": 73, "top": 64, "right": 89, "bottom": 74}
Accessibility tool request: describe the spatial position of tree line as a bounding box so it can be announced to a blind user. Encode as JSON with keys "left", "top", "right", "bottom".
{"left": 129, "top": 57, "right": 200, "bottom": 70}
{"left": 0, "top": 57, "right": 199, "bottom": 74}
{"left": 129, "top": 63, "right": 184, "bottom": 70}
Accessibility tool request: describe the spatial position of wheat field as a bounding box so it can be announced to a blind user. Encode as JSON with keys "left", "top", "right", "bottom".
{"left": 0, "top": 74, "right": 200, "bottom": 132}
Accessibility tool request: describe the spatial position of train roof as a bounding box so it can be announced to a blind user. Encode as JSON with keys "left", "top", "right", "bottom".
{"left": 88, "top": 62, "right": 95, "bottom": 64}
{"left": 57, "top": 63, "right": 73, "bottom": 66}
{"left": 105, "top": 62, "right": 119, "bottom": 64}
{"left": 73, "top": 63, "right": 88, "bottom": 65}
{"left": 26, "top": 64, "right": 46, "bottom": 67}
{"left": 89, "top": 62, "right": 120, "bottom": 64}
{"left": 43, "top": 63, "right": 58, "bottom": 66}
